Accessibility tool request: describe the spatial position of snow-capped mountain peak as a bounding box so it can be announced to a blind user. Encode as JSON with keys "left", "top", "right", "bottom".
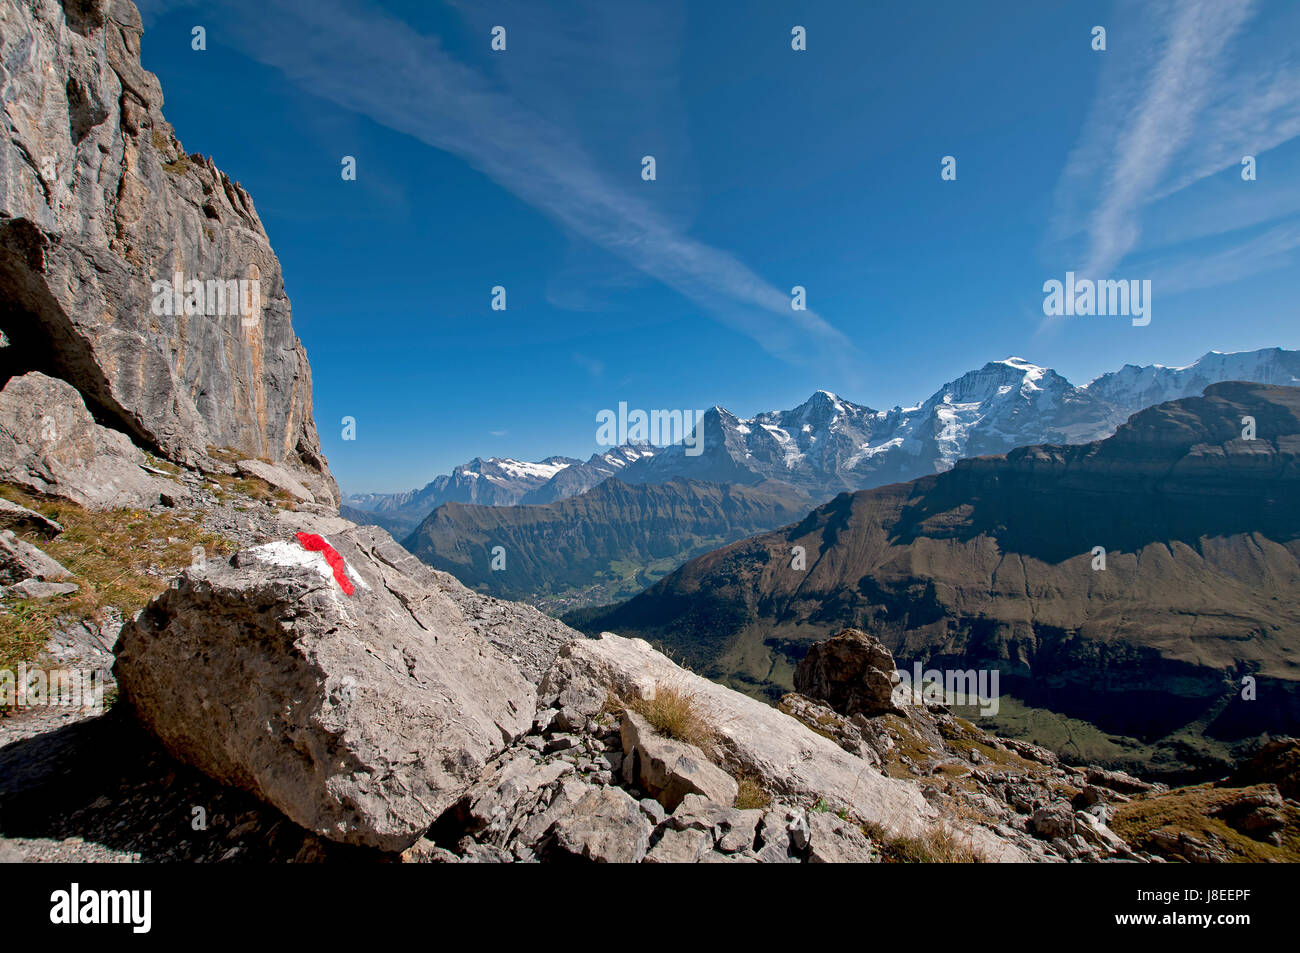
{"left": 478, "top": 456, "right": 573, "bottom": 481}
{"left": 346, "top": 347, "right": 1300, "bottom": 526}
{"left": 1086, "top": 348, "right": 1300, "bottom": 410}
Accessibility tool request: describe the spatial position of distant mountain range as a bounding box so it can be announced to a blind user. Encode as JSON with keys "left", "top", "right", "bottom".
{"left": 569, "top": 381, "right": 1300, "bottom": 778}
{"left": 520, "top": 444, "right": 657, "bottom": 505}
{"left": 345, "top": 349, "right": 1300, "bottom": 534}
{"left": 402, "top": 477, "right": 812, "bottom": 613}
{"left": 347, "top": 347, "right": 1300, "bottom": 615}
{"left": 343, "top": 448, "right": 657, "bottom": 537}
{"left": 342, "top": 455, "right": 580, "bottom": 537}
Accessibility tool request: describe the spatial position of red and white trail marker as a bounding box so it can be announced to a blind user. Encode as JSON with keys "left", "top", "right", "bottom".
{"left": 243, "top": 534, "right": 369, "bottom": 597}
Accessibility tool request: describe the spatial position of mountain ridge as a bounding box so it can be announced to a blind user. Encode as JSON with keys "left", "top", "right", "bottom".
{"left": 402, "top": 476, "right": 812, "bottom": 612}
{"left": 347, "top": 348, "right": 1300, "bottom": 532}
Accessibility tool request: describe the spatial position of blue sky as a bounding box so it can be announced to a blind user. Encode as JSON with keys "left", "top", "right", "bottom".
{"left": 134, "top": 0, "right": 1300, "bottom": 493}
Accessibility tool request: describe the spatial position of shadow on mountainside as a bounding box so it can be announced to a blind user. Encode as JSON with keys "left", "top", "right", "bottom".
{"left": 889, "top": 382, "right": 1300, "bottom": 564}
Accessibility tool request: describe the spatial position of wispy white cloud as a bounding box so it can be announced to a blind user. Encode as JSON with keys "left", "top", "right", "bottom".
{"left": 1054, "top": 0, "right": 1260, "bottom": 278}
{"left": 1147, "top": 57, "right": 1300, "bottom": 205}
{"left": 195, "top": 0, "right": 854, "bottom": 372}
{"left": 1144, "top": 219, "right": 1300, "bottom": 294}
{"left": 1138, "top": 174, "right": 1300, "bottom": 251}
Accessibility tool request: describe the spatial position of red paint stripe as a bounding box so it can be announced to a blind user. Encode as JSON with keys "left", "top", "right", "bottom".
{"left": 295, "top": 532, "right": 355, "bottom": 596}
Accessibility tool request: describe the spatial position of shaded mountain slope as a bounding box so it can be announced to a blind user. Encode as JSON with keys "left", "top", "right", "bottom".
{"left": 403, "top": 477, "right": 810, "bottom": 611}
{"left": 572, "top": 382, "right": 1300, "bottom": 766}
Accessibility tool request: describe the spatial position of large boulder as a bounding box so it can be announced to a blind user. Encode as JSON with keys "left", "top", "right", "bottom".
{"left": 793, "top": 627, "right": 900, "bottom": 717}
{"left": 807, "top": 810, "right": 878, "bottom": 863}
{"left": 0, "top": 372, "right": 182, "bottom": 509}
{"left": 441, "top": 581, "right": 578, "bottom": 685}
{"left": 114, "top": 524, "right": 536, "bottom": 851}
{"left": 1030, "top": 802, "right": 1077, "bottom": 840}
{"left": 0, "top": 0, "right": 335, "bottom": 503}
{"left": 549, "top": 787, "right": 652, "bottom": 863}
{"left": 645, "top": 827, "right": 711, "bottom": 864}
{"left": 668, "top": 794, "right": 762, "bottom": 852}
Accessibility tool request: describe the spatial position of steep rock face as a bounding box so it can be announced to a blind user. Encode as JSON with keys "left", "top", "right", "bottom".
{"left": 0, "top": 0, "right": 335, "bottom": 504}
{"left": 578, "top": 383, "right": 1300, "bottom": 752}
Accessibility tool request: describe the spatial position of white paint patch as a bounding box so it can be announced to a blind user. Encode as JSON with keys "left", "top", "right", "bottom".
{"left": 332, "top": 544, "right": 371, "bottom": 590}
{"left": 246, "top": 538, "right": 370, "bottom": 592}
{"left": 248, "top": 540, "right": 335, "bottom": 584}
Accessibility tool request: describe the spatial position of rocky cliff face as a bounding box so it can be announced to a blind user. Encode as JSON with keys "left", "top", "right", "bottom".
{"left": 0, "top": 0, "right": 335, "bottom": 504}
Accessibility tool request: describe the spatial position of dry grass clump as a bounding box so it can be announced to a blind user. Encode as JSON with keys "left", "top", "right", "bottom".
{"left": 734, "top": 775, "right": 771, "bottom": 810}
{"left": 859, "top": 820, "right": 984, "bottom": 863}
{"left": 205, "top": 472, "right": 294, "bottom": 508}
{"left": 629, "top": 682, "right": 718, "bottom": 754}
{"left": 142, "top": 452, "right": 181, "bottom": 476}
{"left": 199, "top": 450, "right": 295, "bottom": 507}
{"left": 620, "top": 682, "right": 774, "bottom": 807}
{"left": 0, "top": 483, "right": 235, "bottom": 678}
{"left": 205, "top": 446, "right": 243, "bottom": 464}
{"left": 161, "top": 155, "right": 192, "bottom": 176}
{"left": 599, "top": 689, "right": 626, "bottom": 719}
